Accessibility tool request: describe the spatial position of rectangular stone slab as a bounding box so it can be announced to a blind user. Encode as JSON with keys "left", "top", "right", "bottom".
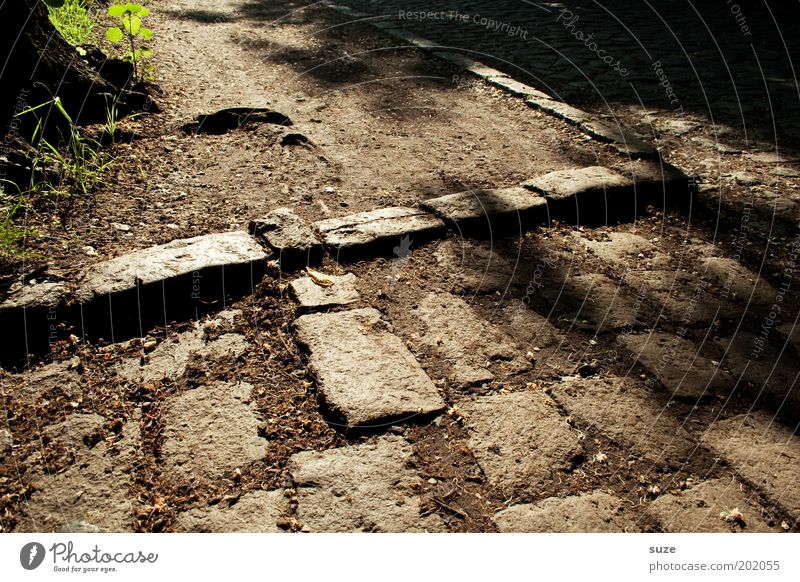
{"left": 314, "top": 207, "right": 445, "bottom": 253}
{"left": 523, "top": 166, "right": 635, "bottom": 225}
{"left": 249, "top": 207, "right": 322, "bottom": 268}
{"left": 293, "top": 308, "right": 446, "bottom": 427}
{"left": 420, "top": 187, "right": 547, "bottom": 232}
{"left": 76, "top": 231, "right": 268, "bottom": 302}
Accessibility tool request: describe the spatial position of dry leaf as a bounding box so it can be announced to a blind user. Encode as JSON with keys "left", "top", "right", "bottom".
{"left": 306, "top": 267, "right": 335, "bottom": 287}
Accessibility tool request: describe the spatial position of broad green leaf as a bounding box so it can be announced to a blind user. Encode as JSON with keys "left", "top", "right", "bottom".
{"left": 106, "top": 27, "right": 124, "bottom": 43}
{"left": 122, "top": 14, "right": 142, "bottom": 36}
{"left": 125, "top": 3, "right": 145, "bottom": 14}
{"left": 140, "top": 48, "right": 154, "bottom": 58}
{"left": 107, "top": 5, "right": 128, "bottom": 17}
{"left": 140, "top": 28, "right": 154, "bottom": 41}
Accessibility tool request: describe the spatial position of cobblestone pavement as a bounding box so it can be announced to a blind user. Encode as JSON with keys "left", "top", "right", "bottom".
{"left": 2, "top": 0, "right": 799, "bottom": 533}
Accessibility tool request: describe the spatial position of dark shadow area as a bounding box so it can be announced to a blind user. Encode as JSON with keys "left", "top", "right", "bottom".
{"left": 341, "top": 0, "right": 800, "bottom": 152}
{"left": 163, "top": 9, "right": 236, "bottom": 23}
{"left": 0, "top": 262, "right": 266, "bottom": 369}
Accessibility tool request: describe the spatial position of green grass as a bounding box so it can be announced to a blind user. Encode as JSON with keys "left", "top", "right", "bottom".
{"left": 48, "top": 0, "right": 96, "bottom": 47}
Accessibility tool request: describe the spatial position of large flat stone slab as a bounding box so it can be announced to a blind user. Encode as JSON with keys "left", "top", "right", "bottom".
{"left": 575, "top": 232, "right": 658, "bottom": 268}
{"left": 414, "top": 292, "right": 530, "bottom": 387}
{"left": 717, "top": 332, "right": 800, "bottom": 413}
{"left": 702, "top": 413, "right": 800, "bottom": 519}
{"left": 249, "top": 207, "right": 322, "bottom": 268}
{"left": 619, "top": 333, "right": 734, "bottom": 399}
{"left": 420, "top": 187, "right": 547, "bottom": 232}
{"left": 289, "top": 272, "right": 359, "bottom": 309}
{"left": 539, "top": 273, "right": 642, "bottom": 331}
{"left": 523, "top": 167, "right": 634, "bottom": 225}
{"left": 580, "top": 119, "right": 656, "bottom": 156}
{"left": 173, "top": 490, "right": 289, "bottom": 532}
{"left": 117, "top": 327, "right": 248, "bottom": 384}
{"left": 551, "top": 376, "right": 696, "bottom": 466}
{"left": 459, "top": 391, "right": 582, "bottom": 494}
{"left": 293, "top": 308, "right": 445, "bottom": 427}
{"left": 612, "top": 159, "right": 692, "bottom": 208}
{"left": 494, "top": 491, "right": 640, "bottom": 532}
{"left": 76, "top": 231, "right": 268, "bottom": 302}
{"left": 649, "top": 479, "right": 776, "bottom": 532}
{"left": 161, "top": 381, "right": 269, "bottom": 482}
{"left": 622, "top": 269, "right": 732, "bottom": 324}
{"left": 433, "top": 239, "right": 518, "bottom": 293}
{"left": 4, "top": 357, "right": 83, "bottom": 397}
{"left": 15, "top": 413, "right": 140, "bottom": 532}
{"left": 699, "top": 257, "right": 777, "bottom": 305}
{"left": 288, "top": 436, "right": 443, "bottom": 532}
{"left": 314, "top": 207, "right": 444, "bottom": 254}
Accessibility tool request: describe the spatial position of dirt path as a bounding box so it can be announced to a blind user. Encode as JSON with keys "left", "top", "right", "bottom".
{"left": 1, "top": 1, "right": 799, "bottom": 533}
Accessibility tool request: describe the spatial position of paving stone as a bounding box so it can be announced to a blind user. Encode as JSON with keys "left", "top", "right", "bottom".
{"left": 494, "top": 491, "right": 640, "bottom": 532}
{"left": 293, "top": 308, "right": 445, "bottom": 427}
{"left": 657, "top": 119, "right": 701, "bottom": 136}
{"left": 414, "top": 292, "right": 529, "bottom": 387}
{"left": 314, "top": 207, "right": 444, "bottom": 254}
{"left": 523, "top": 167, "right": 634, "bottom": 224}
{"left": 575, "top": 232, "right": 657, "bottom": 268}
{"left": 579, "top": 119, "right": 656, "bottom": 156}
{"left": 420, "top": 187, "right": 547, "bottom": 232}
{"left": 433, "top": 239, "right": 518, "bottom": 292}
{"left": 117, "top": 327, "right": 248, "bottom": 383}
{"left": 248, "top": 207, "right": 322, "bottom": 268}
{"left": 539, "top": 273, "right": 642, "bottom": 331}
{"left": 526, "top": 97, "right": 594, "bottom": 125}
{"left": 289, "top": 272, "right": 359, "bottom": 309}
{"left": 717, "top": 332, "right": 800, "bottom": 413}
{"left": 75, "top": 231, "right": 268, "bottom": 303}
{"left": 288, "top": 436, "right": 444, "bottom": 532}
{"left": 649, "top": 478, "right": 775, "bottom": 533}
{"left": 501, "top": 300, "right": 566, "bottom": 350}
{"left": 551, "top": 376, "right": 696, "bottom": 465}
{"left": 1, "top": 281, "right": 66, "bottom": 310}
{"left": 15, "top": 413, "right": 140, "bottom": 532}
{"left": 699, "top": 257, "right": 777, "bottom": 305}
{"left": 161, "top": 381, "right": 268, "bottom": 482}
{"left": 702, "top": 413, "right": 800, "bottom": 518}
{"left": 612, "top": 158, "right": 692, "bottom": 203}
{"left": 434, "top": 51, "right": 510, "bottom": 78}
{"left": 3, "top": 357, "right": 83, "bottom": 397}
{"left": 486, "top": 77, "right": 552, "bottom": 100}
{"left": 459, "top": 391, "right": 582, "bottom": 494}
{"left": 622, "top": 269, "right": 730, "bottom": 324}
{"left": 524, "top": 166, "right": 633, "bottom": 201}
{"left": 174, "top": 490, "right": 289, "bottom": 533}
{"left": 619, "top": 333, "right": 734, "bottom": 398}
